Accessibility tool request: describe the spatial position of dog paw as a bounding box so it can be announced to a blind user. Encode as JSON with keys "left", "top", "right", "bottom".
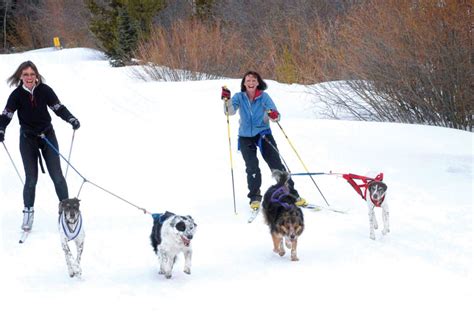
{"left": 165, "top": 273, "right": 172, "bottom": 279}
{"left": 291, "top": 256, "right": 299, "bottom": 261}
{"left": 184, "top": 268, "right": 191, "bottom": 275}
{"left": 273, "top": 248, "right": 285, "bottom": 256}
{"left": 72, "top": 267, "right": 82, "bottom": 278}
{"left": 369, "top": 233, "right": 376, "bottom": 240}
{"left": 382, "top": 228, "right": 390, "bottom": 235}
{"left": 66, "top": 266, "right": 74, "bottom": 277}
{"left": 73, "top": 271, "right": 82, "bottom": 278}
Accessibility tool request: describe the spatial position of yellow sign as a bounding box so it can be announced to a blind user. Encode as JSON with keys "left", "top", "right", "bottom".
{"left": 53, "top": 37, "right": 61, "bottom": 49}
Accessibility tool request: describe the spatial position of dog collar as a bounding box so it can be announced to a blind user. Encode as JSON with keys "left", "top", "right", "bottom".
{"left": 59, "top": 211, "right": 83, "bottom": 241}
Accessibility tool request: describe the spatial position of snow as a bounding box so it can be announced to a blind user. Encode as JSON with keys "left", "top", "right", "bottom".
{"left": 0, "top": 48, "right": 472, "bottom": 314}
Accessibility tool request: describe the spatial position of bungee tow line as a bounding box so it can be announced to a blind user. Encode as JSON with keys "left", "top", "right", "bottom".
{"left": 290, "top": 171, "right": 385, "bottom": 200}
{"left": 39, "top": 133, "right": 152, "bottom": 215}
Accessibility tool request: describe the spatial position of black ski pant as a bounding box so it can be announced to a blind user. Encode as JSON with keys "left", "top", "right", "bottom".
{"left": 239, "top": 133, "right": 298, "bottom": 203}
{"left": 20, "top": 128, "right": 68, "bottom": 207}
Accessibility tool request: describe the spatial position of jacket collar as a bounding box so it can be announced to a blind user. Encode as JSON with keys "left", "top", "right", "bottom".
{"left": 21, "top": 83, "right": 36, "bottom": 95}
{"left": 246, "top": 89, "right": 262, "bottom": 102}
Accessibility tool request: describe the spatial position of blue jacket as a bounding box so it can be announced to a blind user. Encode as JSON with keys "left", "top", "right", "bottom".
{"left": 229, "top": 90, "right": 278, "bottom": 137}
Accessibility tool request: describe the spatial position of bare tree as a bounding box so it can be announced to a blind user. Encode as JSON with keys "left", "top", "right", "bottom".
{"left": 133, "top": 19, "right": 246, "bottom": 81}
{"left": 309, "top": 0, "right": 473, "bottom": 131}
{"left": 2, "top": 0, "right": 13, "bottom": 50}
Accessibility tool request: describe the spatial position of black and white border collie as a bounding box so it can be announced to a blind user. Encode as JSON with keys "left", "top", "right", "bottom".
{"left": 150, "top": 211, "right": 197, "bottom": 279}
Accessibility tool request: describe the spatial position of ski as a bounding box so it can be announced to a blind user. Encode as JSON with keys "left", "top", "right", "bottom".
{"left": 304, "top": 203, "right": 348, "bottom": 214}
{"left": 304, "top": 203, "right": 323, "bottom": 211}
{"left": 19, "top": 231, "right": 30, "bottom": 244}
{"left": 247, "top": 209, "right": 260, "bottom": 223}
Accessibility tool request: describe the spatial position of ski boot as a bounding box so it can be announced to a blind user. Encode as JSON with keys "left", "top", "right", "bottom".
{"left": 250, "top": 200, "right": 261, "bottom": 211}
{"left": 295, "top": 197, "right": 308, "bottom": 207}
{"left": 21, "top": 207, "right": 34, "bottom": 231}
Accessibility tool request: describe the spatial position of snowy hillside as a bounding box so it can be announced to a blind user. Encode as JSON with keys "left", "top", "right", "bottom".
{"left": 0, "top": 48, "right": 472, "bottom": 314}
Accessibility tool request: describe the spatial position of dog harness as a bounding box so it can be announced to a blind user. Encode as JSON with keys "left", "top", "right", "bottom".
{"left": 342, "top": 173, "right": 384, "bottom": 203}
{"left": 59, "top": 211, "right": 83, "bottom": 241}
{"left": 152, "top": 211, "right": 175, "bottom": 224}
{"left": 270, "top": 185, "right": 295, "bottom": 209}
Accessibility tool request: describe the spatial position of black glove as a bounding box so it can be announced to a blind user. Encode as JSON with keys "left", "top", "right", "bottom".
{"left": 0, "top": 129, "right": 4, "bottom": 142}
{"left": 221, "top": 86, "right": 231, "bottom": 100}
{"left": 69, "top": 118, "right": 80, "bottom": 130}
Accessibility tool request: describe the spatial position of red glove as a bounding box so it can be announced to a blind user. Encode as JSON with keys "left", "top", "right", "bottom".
{"left": 268, "top": 110, "right": 279, "bottom": 121}
{"left": 221, "top": 86, "right": 231, "bottom": 100}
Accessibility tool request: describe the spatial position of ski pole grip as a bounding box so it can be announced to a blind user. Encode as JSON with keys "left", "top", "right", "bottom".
{"left": 222, "top": 85, "right": 231, "bottom": 101}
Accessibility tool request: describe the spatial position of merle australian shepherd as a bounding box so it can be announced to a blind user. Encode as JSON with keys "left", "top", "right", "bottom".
{"left": 261, "top": 170, "right": 305, "bottom": 261}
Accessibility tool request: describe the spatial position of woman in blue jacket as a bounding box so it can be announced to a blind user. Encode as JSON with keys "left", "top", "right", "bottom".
{"left": 221, "top": 71, "right": 306, "bottom": 211}
{"left": 0, "top": 61, "right": 80, "bottom": 231}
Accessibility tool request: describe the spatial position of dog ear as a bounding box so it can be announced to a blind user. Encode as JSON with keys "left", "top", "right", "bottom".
{"left": 185, "top": 215, "right": 197, "bottom": 227}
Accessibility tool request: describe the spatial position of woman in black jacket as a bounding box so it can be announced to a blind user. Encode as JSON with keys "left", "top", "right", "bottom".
{"left": 0, "top": 61, "right": 80, "bottom": 231}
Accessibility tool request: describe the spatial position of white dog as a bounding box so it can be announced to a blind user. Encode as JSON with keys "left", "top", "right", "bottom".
{"left": 150, "top": 211, "right": 197, "bottom": 279}
{"left": 367, "top": 181, "right": 389, "bottom": 240}
{"left": 58, "top": 198, "right": 85, "bottom": 278}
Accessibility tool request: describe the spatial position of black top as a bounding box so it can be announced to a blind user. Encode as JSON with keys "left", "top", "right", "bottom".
{"left": 0, "top": 83, "right": 75, "bottom": 134}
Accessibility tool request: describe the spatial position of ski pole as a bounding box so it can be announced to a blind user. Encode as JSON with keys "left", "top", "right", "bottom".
{"left": 275, "top": 120, "right": 330, "bottom": 206}
{"left": 64, "top": 129, "right": 76, "bottom": 179}
{"left": 223, "top": 86, "right": 237, "bottom": 215}
{"left": 2, "top": 142, "right": 24, "bottom": 185}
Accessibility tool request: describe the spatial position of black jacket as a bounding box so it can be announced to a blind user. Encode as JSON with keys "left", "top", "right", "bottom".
{"left": 0, "top": 83, "right": 75, "bottom": 134}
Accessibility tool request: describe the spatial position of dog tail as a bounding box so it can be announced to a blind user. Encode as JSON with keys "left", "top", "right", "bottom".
{"left": 272, "top": 169, "right": 289, "bottom": 186}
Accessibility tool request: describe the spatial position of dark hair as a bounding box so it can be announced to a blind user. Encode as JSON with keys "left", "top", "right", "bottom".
{"left": 7, "top": 60, "right": 44, "bottom": 87}
{"left": 240, "top": 71, "right": 267, "bottom": 92}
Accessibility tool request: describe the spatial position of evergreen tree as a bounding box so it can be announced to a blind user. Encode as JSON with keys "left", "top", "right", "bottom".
{"left": 113, "top": 7, "right": 138, "bottom": 66}
{"left": 86, "top": 0, "right": 164, "bottom": 67}
{"left": 193, "top": 0, "right": 215, "bottom": 21}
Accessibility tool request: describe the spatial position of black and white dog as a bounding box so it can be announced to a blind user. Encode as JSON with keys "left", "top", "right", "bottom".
{"left": 367, "top": 181, "right": 389, "bottom": 240}
{"left": 150, "top": 211, "right": 197, "bottom": 279}
{"left": 58, "top": 198, "right": 85, "bottom": 278}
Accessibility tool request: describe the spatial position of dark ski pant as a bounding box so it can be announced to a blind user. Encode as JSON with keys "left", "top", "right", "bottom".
{"left": 20, "top": 128, "right": 68, "bottom": 207}
{"left": 239, "top": 133, "right": 298, "bottom": 203}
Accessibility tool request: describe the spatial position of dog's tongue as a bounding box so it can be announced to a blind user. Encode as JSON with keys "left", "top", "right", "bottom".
{"left": 181, "top": 236, "right": 191, "bottom": 247}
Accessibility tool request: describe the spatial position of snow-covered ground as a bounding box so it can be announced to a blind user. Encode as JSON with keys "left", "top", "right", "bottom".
{"left": 0, "top": 48, "right": 472, "bottom": 313}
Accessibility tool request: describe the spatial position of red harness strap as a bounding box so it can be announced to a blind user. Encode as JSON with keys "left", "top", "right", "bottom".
{"left": 342, "top": 173, "right": 384, "bottom": 200}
